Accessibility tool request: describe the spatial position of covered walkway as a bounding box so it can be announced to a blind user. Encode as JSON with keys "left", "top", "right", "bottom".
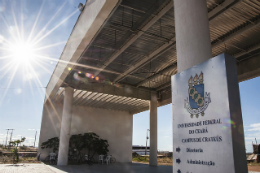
{"left": 48, "top": 163, "right": 172, "bottom": 173}
{"left": 0, "top": 163, "right": 172, "bottom": 173}
{"left": 1, "top": 163, "right": 259, "bottom": 173}
{"left": 38, "top": 0, "right": 260, "bottom": 168}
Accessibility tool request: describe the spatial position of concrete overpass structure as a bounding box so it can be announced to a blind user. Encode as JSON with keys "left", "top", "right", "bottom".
{"left": 38, "top": 0, "right": 260, "bottom": 166}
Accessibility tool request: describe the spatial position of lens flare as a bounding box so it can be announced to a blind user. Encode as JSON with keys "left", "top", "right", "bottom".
{"left": 73, "top": 73, "right": 81, "bottom": 81}
{"left": 8, "top": 42, "right": 35, "bottom": 65}
{"left": 85, "top": 73, "right": 92, "bottom": 78}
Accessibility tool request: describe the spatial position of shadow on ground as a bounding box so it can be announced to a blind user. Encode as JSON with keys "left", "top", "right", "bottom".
{"left": 48, "top": 163, "right": 172, "bottom": 173}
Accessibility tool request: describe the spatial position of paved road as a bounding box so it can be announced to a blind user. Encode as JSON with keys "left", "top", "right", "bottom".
{"left": 0, "top": 163, "right": 172, "bottom": 173}
{"left": 0, "top": 164, "right": 55, "bottom": 173}
{"left": 0, "top": 164, "right": 259, "bottom": 173}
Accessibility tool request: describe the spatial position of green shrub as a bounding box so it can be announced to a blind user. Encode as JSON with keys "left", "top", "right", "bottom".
{"left": 9, "top": 137, "right": 26, "bottom": 163}
{"left": 41, "top": 137, "right": 59, "bottom": 153}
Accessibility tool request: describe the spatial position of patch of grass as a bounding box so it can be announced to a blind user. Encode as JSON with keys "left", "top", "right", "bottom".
{"left": 157, "top": 157, "right": 172, "bottom": 165}
{"left": 0, "top": 156, "right": 41, "bottom": 164}
{"left": 248, "top": 162, "right": 260, "bottom": 166}
{"left": 0, "top": 155, "right": 13, "bottom": 164}
{"left": 132, "top": 156, "right": 149, "bottom": 163}
{"left": 132, "top": 156, "right": 173, "bottom": 166}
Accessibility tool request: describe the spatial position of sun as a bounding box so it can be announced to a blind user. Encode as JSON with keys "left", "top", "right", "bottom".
{"left": 8, "top": 41, "right": 35, "bottom": 65}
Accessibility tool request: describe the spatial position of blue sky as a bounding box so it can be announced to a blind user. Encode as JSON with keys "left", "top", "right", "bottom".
{"left": 0, "top": 0, "right": 259, "bottom": 153}
{"left": 0, "top": 0, "right": 83, "bottom": 147}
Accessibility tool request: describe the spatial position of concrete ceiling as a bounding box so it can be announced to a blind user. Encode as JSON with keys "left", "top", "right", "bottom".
{"left": 47, "top": 0, "right": 260, "bottom": 114}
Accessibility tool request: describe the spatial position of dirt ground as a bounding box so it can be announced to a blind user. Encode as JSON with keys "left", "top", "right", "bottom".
{"left": 248, "top": 165, "right": 260, "bottom": 172}
{"left": 133, "top": 157, "right": 260, "bottom": 170}
{"left": 0, "top": 156, "right": 41, "bottom": 164}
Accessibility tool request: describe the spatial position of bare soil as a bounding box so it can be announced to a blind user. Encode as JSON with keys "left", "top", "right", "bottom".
{"left": 133, "top": 156, "right": 173, "bottom": 166}
{"left": 248, "top": 165, "right": 260, "bottom": 172}
{"left": 0, "top": 156, "right": 41, "bottom": 164}
{"left": 248, "top": 163, "right": 260, "bottom": 172}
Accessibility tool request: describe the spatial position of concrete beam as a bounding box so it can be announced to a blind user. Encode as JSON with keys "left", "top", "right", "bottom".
{"left": 94, "top": 1, "right": 174, "bottom": 77}
{"left": 157, "top": 90, "right": 172, "bottom": 107}
{"left": 156, "top": 54, "right": 260, "bottom": 107}
{"left": 130, "top": 106, "right": 149, "bottom": 114}
{"left": 45, "top": 0, "right": 120, "bottom": 103}
{"left": 149, "top": 91, "right": 158, "bottom": 166}
{"left": 62, "top": 82, "right": 152, "bottom": 100}
{"left": 234, "top": 43, "right": 260, "bottom": 58}
{"left": 113, "top": 40, "right": 175, "bottom": 83}
{"left": 237, "top": 54, "right": 260, "bottom": 82}
{"left": 130, "top": 89, "right": 173, "bottom": 114}
{"left": 141, "top": 16, "right": 260, "bottom": 89}
{"left": 114, "top": 0, "right": 240, "bottom": 83}
{"left": 57, "top": 87, "right": 74, "bottom": 165}
{"left": 137, "top": 63, "right": 177, "bottom": 87}
{"left": 212, "top": 18, "right": 260, "bottom": 49}
{"left": 208, "top": 0, "right": 238, "bottom": 21}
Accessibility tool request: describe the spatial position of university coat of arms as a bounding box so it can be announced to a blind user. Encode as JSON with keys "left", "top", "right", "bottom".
{"left": 184, "top": 72, "right": 211, "bottom": 118}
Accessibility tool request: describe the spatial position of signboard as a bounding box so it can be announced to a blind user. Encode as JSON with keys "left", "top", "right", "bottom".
{"left": 172, "top": 54, "right": 247, "bottom": 173}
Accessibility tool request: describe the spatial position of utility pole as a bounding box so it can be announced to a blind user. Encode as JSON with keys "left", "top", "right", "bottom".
{"left": 5, "top": 129, "right": 9, "bottom": 148}
{"left": 145, "top": 129, "right": 150, "bottom": 156}
{"left": 34, "top": 131, "right": 37, "bottom": 148}
{"left": 9, "top": 129, "right": 14, "bottom": 145}
{"left": 20, "top": 136, "right": 22, "bottom": 146}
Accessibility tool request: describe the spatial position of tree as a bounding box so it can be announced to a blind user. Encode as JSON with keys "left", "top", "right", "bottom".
{"left": 41, "top": 133, "right": 109, "bottom": 165}
{"left": 41, "top": 137, "right": 59, "bottom": 153}
{"left": 69, "top": 134, "right": 85, "bottom": 163}
{"left": 9, "top": 137, "right": 26, "bottom": 163}
{"left": 69, "top": 132, "right": 109, "bottom": 163}
{"left": 82, "top": 132, "right": 109, "bottom": 160}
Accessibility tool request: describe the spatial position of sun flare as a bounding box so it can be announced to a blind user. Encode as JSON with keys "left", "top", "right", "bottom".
{"left": 8, "top": 42, "right": 35, "bottom": 65}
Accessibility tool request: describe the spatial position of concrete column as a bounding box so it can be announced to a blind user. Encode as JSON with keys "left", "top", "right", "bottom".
{"left": 149, "top": 91, "right": 157, "bottom": 166}
{"left": 174, "top": 0, "right": 212, "bottom": 72}
{"left": 57, "top": 87, "right": 74, "bottom": 165}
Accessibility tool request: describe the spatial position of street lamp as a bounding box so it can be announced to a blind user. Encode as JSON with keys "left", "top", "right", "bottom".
{"left": 145, "top": 129, "right": 150, "bottom": 156}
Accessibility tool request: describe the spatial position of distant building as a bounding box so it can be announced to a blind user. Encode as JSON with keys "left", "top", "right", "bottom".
{"left": 132, "top": 145, "right": 150, "bottom": 156}
{"left": 247, "top": 144, "right": 260, "bottom": 162}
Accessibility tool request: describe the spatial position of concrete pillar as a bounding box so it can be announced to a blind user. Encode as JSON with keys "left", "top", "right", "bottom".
{"left": 149, "top": 91, "right": 157, "bottom": 166}
{"left": 57, "top": 87, "right": 74, "bottom": 165}
{"left": 174, "top": 0, "right": 212, "bottom": 72}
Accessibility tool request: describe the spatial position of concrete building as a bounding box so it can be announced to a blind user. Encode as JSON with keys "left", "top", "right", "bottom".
{"left": 38, "top": 0, "right": 260, "bottom": 166}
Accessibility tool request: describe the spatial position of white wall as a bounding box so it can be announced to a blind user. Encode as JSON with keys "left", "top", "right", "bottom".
{"left": 38, "top": 100, "right": 133, "bottom": 163}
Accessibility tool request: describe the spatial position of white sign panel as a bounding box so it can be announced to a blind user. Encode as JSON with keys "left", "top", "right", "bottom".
{"left": 172, "top": 54, "right": 247, "bottom": 173}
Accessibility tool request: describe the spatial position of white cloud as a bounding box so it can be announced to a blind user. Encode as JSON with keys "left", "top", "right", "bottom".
{"left": 28, "top": 129, "right": 35, "bottom": 131}
{"left": 247, "top": 123, "right": 260, "bottom": 132}
{"left": 25, "top": 137, "right": 35, "bottom": 140}
{"left": 244, "top": 124, "right": 260, "bottom": 153}
{"left": 244, "top": 131, "right": 260, "bottom": 140}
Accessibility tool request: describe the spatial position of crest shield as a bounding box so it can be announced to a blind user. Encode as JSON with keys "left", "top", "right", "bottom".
{"left": 185, "top": 72, "right": 211, "bottom": 118}
{"left": 189, "top": 84, "right": 204, "bottom": 109}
